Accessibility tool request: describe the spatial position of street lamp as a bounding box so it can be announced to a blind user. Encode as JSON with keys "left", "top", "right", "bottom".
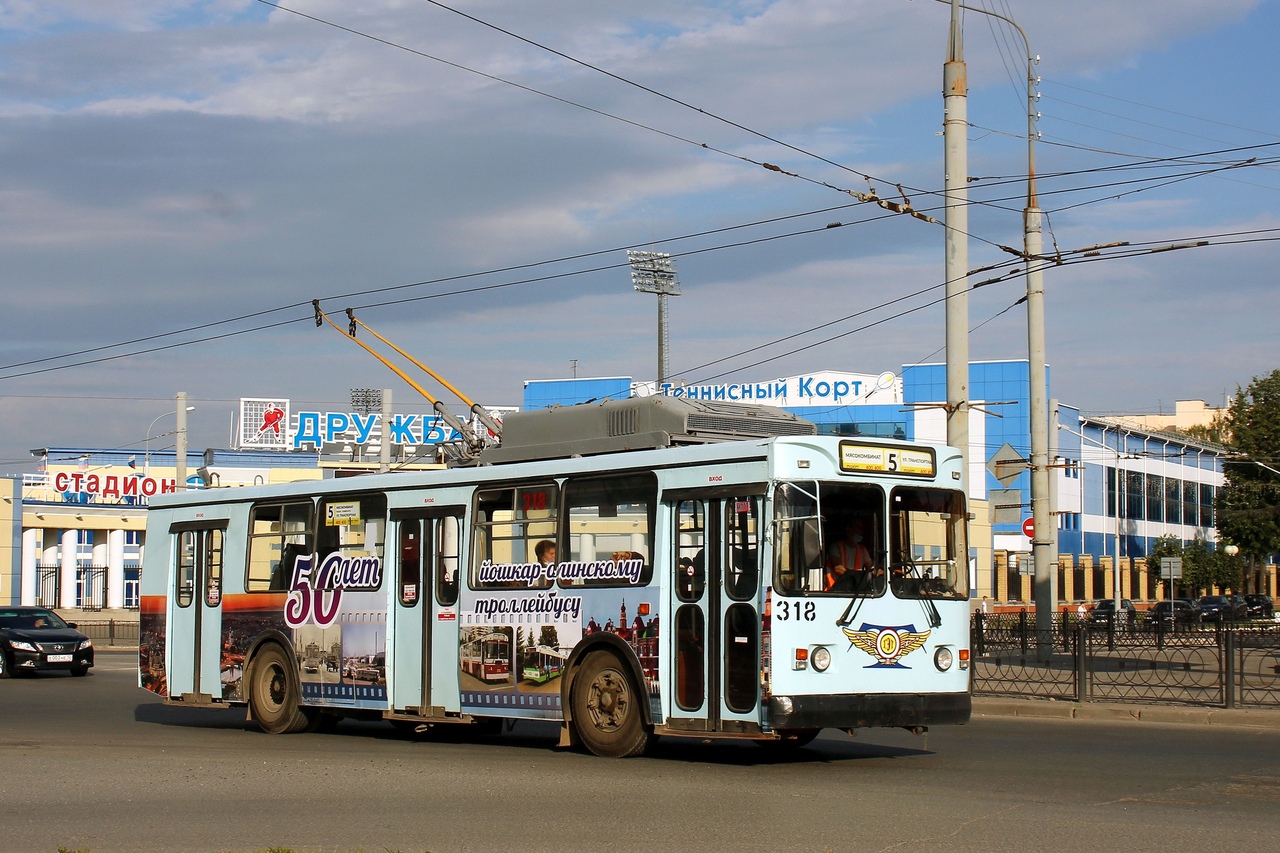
{"left": 1223, "top": 542, "right": 1241, "bottom": 594}
{"left": 145, "top": 404, "right": 196, "bottom": 477}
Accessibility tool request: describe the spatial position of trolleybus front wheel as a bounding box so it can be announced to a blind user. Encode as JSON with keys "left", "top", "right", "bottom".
{"left": 249, "top": 644, "right": 313, "bottom": 734}
{"left": 571, "top": 650, "right": 649, "bottom": 758}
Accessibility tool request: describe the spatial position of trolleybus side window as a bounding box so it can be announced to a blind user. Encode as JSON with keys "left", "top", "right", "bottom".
{"left": 561, "top": 473, "right": 655, "bottom": 588}
{"left": 203, "top": 529, "right": 223, "bottom": 606}
{"left": 436, "top": 515, "right": 460, "bottom": 606}
{"left": 315, "top": 494, "right": 387, "bottom": 593}
{"left": 772, "top": 482, "right": 886, "bottom": 596}
{"left": 724, "top": 497, "right": 759, "bottom": 601}
{"left": 399, "top": 519, "right": 422, "bottom": 606}
{"left": 889, "top": 487, "right": 969, "bottom": 600}
{"left": 174, "top": 525, "right": 224, "bottom": 609}
{"left": 471, "top": 484, "right": 558, "bottom": 590}
{"left": 398, "top": 512, "right": 461, "bottom": 606}
{"left": 723, "top": 603, "right": 758, "bottom": 713}
{"left": 674, "top": 498, "right": 707, "bottom": 710}
{"left": 675, "top": 500, "right": 706, "bottom": 602}
{"left": 246, "top": 501, "right": 314, "bottom": 592}
{"left": 176, "top": 530, "right": 197, "bottom": 608}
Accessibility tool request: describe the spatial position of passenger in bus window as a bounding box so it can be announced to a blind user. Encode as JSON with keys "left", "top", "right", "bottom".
{"left": 825, "top": 517, "right": 875, "bottom": 592}
{"left": 272, "top": 542, "right": 303, "bottom": 591}
{"left": 535, "top": 540, "right": 557, "bottom": 567}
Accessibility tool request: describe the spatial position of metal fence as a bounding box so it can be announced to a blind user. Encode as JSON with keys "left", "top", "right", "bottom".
{"left": 36, "top": 565, "right": 59, "bottom": 608}
{"left": 972, "top": 612, "right": 1280, "bottom": 709}
{"left": 70, "top": 619, "right": 140, "bottom": 647}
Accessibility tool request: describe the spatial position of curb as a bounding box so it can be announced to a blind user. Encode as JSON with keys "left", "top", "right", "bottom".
{"left": 973, "top": 696, "right": 1280, "bottom": 729}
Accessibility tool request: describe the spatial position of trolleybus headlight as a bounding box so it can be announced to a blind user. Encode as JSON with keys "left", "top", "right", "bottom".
{"left": 934, "top": 647, "right": 954, "bottom": 671}
{"left": 811, "top": 646, "right": 832, "bottom": 673}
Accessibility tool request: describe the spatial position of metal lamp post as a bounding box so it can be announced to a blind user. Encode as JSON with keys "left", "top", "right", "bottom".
{"left": 145, "top": 402, "right": 196, "bottom": 479}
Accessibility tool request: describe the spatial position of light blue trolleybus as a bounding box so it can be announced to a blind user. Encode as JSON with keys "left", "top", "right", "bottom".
{"left": 140, "top": 397, "right": 971, "bottom": 756}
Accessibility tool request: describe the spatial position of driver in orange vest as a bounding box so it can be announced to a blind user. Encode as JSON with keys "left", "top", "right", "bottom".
{"left": 825, "top": 517, "right": 876, "bottom": 592}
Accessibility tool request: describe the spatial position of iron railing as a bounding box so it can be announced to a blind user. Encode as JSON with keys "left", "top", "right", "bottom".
{"left": 972, "top": 612, "right": 1280, "bottom": 708}
{"left": 68, "top": 619, "right": 140, "bottom": 647}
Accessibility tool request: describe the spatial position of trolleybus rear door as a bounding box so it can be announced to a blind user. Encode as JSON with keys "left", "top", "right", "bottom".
{"left": 390, "top": 509, "right": 463, "bottom": 715}
{"left": 166, "top": 522, "right": 226, "bottom": 702}
{"left": 668, "top": 492, "right": 763, "bottom": 733}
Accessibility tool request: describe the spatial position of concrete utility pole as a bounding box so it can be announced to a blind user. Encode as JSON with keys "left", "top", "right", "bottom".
{"left": 175, "top": 391, "right": 189, "bottom": 491}
{"left": 943, "top": 0, "right": 970, "bottom": 491}
{"left": 380, "top": 388, "right": 392, "bottom": 474}
{"left": 937, "top": 0, "right": 1054, "bottom": 644}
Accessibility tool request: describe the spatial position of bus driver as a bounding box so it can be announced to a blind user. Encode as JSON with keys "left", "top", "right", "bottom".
{"left": 825, "top": 516, "right": 876, "bottom": 592}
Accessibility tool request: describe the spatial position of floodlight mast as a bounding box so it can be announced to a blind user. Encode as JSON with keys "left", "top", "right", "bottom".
{"left": 628, "top": 250, "right": 681, "bottom": 386}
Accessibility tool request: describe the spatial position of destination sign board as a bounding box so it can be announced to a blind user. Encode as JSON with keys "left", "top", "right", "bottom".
{"left": 838, "top": 441, "right": 935, "bottom": 477}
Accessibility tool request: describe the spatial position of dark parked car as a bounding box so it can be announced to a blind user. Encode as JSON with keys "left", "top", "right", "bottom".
{"left": 1197, "top": 595, "right": 1247, "bottom": 622}
{"left": 1243, "top": 594, "right": 1275, "bottom": 620}
{"left": 1145, "top": 599, "right": 1201, "bottom": 629}
{"left": 0, "top": 607, "right": 94, "bottom": 678}
{"left": 1088, "top": 598, "right": 1136, "bottom": 628}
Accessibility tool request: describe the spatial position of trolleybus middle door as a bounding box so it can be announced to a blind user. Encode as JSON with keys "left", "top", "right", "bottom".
{"left": 167, "top": 522, "right": 227, "bottom": 703}
{"left": 390, "top": 509, "right": 463, "bottom": 716}
{"left": 668, "top": 493, "right": 762, "bottom": 734}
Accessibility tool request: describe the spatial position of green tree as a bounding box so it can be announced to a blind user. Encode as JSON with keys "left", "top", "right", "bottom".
{"left": 1147, "top": 535, "right": 1183, "bottom": 597}
{"left": 1182, "top": 412, "right": 1229, "bottom": 445}
{"left": 1181, "top": 538, "right": 1241, "bottom": 594}
{"left": 1215, "top": 369, "right": 1280, "bottom": 591}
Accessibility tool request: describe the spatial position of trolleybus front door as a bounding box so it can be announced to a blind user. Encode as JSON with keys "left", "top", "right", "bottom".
{"left": 390, "top": 510, "right": 463, "bottom": 716}
{"left": 668, "top": 493, "right": 762, "bottom": 734}
{"left": 167, "top": 523, "right": 226, "bottom": 702}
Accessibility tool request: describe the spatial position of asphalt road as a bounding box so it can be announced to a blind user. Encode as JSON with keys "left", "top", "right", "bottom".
{"left": 1, "top": 654, "right": 1278, "bottom": 853}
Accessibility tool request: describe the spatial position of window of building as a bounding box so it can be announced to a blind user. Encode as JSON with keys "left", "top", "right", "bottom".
{"left": 1183, "top": 481, "right": 1198, "bottom": 526}
{"left": 1125, "top": 470, "right": 1144, "bottom": 522}
{"left": 1146, "top": 474, "right": 1163, "bottom": 522}
{"left": 1165, "top": 477, "right": 1181, "bottom": 525}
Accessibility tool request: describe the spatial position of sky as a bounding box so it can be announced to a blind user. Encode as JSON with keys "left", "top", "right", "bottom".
{"left": 2, "top": 0, "right": 1278, "bottom": 471}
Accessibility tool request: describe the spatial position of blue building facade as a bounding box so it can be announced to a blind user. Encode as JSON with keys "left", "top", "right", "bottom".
{"left": 520, "top": 359, "right": 1228, "bottom": 571}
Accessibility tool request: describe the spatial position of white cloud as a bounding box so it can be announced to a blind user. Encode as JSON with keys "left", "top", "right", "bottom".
{"left": 0, "top": 0, "right": 1277, "bottom": 468}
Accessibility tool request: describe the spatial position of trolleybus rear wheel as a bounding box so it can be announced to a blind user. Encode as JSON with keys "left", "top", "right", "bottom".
{"left": 249, "top": 644, "right": 312, "bottom": 734}
{"left": 571, "top": 650, "right": 649, "bottom": 758}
